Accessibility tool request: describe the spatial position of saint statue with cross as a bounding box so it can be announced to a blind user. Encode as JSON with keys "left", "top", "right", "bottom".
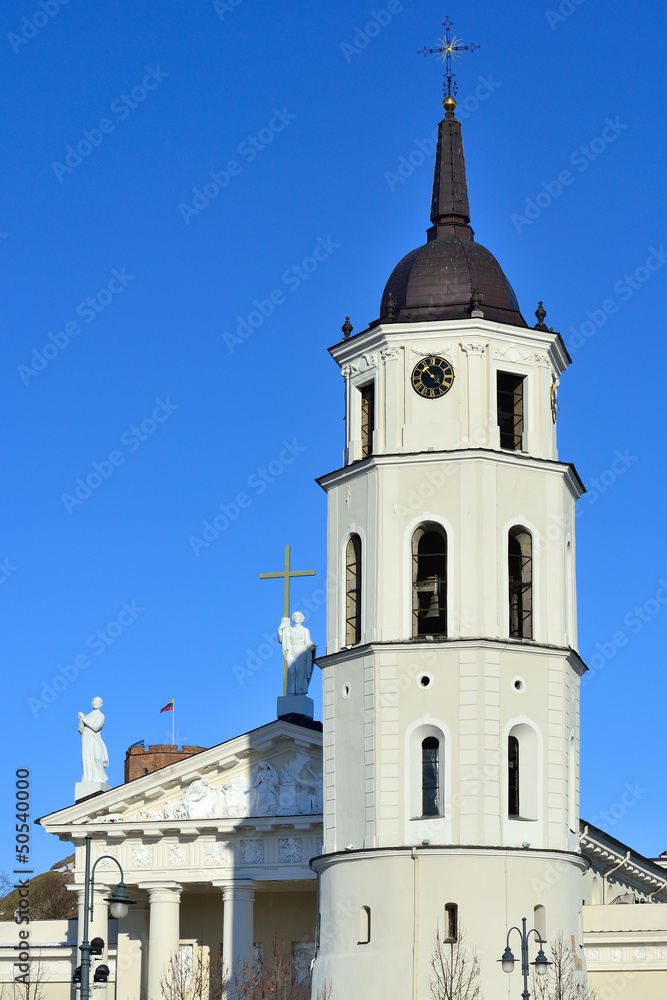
{"left": 260, "top": 546, "right": 317, "bottom": 699}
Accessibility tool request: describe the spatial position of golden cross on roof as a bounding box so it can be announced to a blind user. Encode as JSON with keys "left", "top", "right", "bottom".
{"left": 260, "top": 545, "right": 316, "bottom": 694}
{"left": 418, "top": 16, "right": 479, "bottom": 102}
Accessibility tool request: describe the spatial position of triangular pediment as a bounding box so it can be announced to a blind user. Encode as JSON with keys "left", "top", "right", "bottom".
{"left": 40, "top": 719, "right": 322, "bottom": 837}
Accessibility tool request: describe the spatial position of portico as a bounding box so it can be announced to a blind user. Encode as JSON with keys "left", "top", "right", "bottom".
{"left": 39, "top": 718, "right": 322, "bottom": 997}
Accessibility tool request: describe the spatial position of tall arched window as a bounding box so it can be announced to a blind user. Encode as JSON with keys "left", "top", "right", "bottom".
{"left": 507, "top": 724, "right": 538, "bottom": 821}
{"left": 508, "top": 527, "right": 532, "bottom": 638}
{"left": 422, "top": 737, "right": 440, "bottom": 816}
{"left": 568, "top": 735, "right": 576, "bottom": 833}
{"left": 508, "top": 735, "right": 520, "bottom": 817}
{"left": 412, "top": 524, "right": 447, "bottom": 636}
{"left": 534, "top": 905, "right": 546, "bottom": 943}
{"left": 345, "top": 534, "right": 362, "bottom": 644}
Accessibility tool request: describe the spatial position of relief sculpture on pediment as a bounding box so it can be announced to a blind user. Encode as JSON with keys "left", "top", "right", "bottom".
{"left": 115, "top": 752, "right": 323, "bottom": 823}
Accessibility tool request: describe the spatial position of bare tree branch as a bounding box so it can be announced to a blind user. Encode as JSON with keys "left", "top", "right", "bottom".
{"left": 532, "top": 934, "right": 597, "bottom": 1000}
{"left": 429, "top": 927, "right": 481, "bottom": 1000}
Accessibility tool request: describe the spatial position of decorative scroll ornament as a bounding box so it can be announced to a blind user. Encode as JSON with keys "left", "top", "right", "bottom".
{"left": 494, "top": 345, "right": 532, "bottom": 364}
{"left": 410, "top": 347, "right": 454, "bottom": 361}
{"left": 381, "top": 348, "right": 400, "bottom": 362}
{"left": 350, "top": 353, "right": 376, "bottom": 374}
{"left": 459, "top": 341, "right": 486, "bottom": 356}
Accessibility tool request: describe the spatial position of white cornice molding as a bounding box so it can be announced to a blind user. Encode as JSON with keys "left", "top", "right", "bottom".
{"left": 319, "top": 638, "right": 587, "bottom": 675}
{"left": 317, "top": 448, "right": 585, "bottom": 500}
{"left": 329, "top": 318, "right": 570, "bottom": 375}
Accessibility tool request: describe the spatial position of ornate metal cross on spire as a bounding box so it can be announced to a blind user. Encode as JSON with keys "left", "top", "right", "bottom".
{"left": 418, "top": 16, "right": 479, "bottom": 104}
{"left": 260, "top": 545, "right": 315, "bottom": 694}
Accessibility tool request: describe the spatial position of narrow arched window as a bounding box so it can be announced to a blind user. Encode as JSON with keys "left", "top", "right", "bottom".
{"left": 507, "top": 724, "right": 538, "bottom": 821}
{"left": 360, "top": 383, "right": 374, "bottom": 458}
{"left": 568, "top": 736, "right": 576, "bottom": 833}
{"left": 412, "top": 524, "right": 447, "bottom": 636}
{"left": 445, "top": 903, "right": 458, "bottom": 942}
{"left": 508, "top": 527, "right": 532, "bottom": 639}
{"left": 422, "top": 737, "right": 440, "bottom": 816}
{"left": 534, "top": 905, "right": 546, "bottom": 943}
{"left": 345, "top": 535, "right": 362, "bottom": 644}
{"left": 508, "top": 735, "right": 520, "bottom": 817}
{"left": 358, "top": 906, "right": 371, "bottom": 944}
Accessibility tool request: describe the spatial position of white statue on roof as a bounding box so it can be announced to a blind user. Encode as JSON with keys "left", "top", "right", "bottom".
{"left": 278, "top": 612, "right": 316, "bottom": 695}
{"left": 78, "top": 697, "right": 109, "bottom": 784}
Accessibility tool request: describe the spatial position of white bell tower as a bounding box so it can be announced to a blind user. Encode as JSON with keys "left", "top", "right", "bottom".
{"left": 311, "top": 97, "right": 588, "bottom": 999}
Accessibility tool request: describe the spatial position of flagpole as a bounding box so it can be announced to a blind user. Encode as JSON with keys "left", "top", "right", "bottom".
{"left": 172, "top": 700, "right": 175, "bottom": 747}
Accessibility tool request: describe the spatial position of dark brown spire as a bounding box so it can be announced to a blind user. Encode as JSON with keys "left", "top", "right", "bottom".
{"left": 427, "top": 101, "right": 474, "bottom": 242}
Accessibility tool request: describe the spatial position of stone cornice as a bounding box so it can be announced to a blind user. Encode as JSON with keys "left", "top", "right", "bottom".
{"left": 316, "top": 447, "right": 585, "bottom": 500}
{"left": 49, "top": 815, "right": 323, "bottom": 841}
{"left": 311, "top": 844, "right": 589, "bottom": 874}
{"left": 328, "top": 317, "right": 570, "bottom": 374}
{"left": 318, "top": 638, "right": 587, "bottom": 676}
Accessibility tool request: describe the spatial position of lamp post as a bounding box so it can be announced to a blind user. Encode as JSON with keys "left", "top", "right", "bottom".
{"left": 76, "top": 835, "right": 135, "bottom": 998}
{"left": 499, "top": 916, "right": 550, "bottom": 999}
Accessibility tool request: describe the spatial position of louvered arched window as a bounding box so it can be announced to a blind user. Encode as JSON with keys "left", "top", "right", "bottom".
{"left": 345, "top": 535, "right": 362, "bottom": 644}
{"left": 508, "top": 527, "right": 532, "bottom": 638}
{"left": 412, "top": 524, "right": 447, "bottom": 637}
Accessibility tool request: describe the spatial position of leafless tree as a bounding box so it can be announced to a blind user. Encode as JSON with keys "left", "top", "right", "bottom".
{"left": 0, "top": 872, "right": 14, "bottom": 899}
{"left": 0, "top": 960, "right": 49, "bottom": 1000}
{"left": 28, "top": 873, "right": 77, "bottom": 920}
{"left": 531, "top": 934, "right": 597, "bottom": 1000}
{"left": 160, "top": 933, "right": 332, "bottom": 1000}
{"left": 429, "top": 928, "right": 481, "bottom": 1000}
{"left": 160, "top": 945, "right": 218, "bottom": 1000}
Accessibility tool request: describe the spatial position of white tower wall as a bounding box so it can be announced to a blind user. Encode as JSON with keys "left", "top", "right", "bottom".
{"left": 311, "top": 315, "right": 588, "bottom": 999}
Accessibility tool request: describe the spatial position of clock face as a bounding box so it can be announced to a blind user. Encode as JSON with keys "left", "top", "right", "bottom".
{"left": 411, "top": 356, "right": 455, "bottom": 399}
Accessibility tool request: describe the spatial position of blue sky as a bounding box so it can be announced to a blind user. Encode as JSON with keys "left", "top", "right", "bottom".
{"left": 1, "top": 0, "right": 666, "bottom": 874}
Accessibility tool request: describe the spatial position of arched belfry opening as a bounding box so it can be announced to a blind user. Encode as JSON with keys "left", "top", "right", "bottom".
{"left": 345, "top": 534, "right": 362, "bottom": 645}
{"left": 412, "top": 524, "right": 447, "bottom": 637}
{"left": 508, "top": 526, "right": 532, "bottom": 639}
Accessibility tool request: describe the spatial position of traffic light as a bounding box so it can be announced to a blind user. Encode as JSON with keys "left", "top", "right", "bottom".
{"left": 72, "top": 966, "right": 81, "bottom": 985}
{"left": 93, "top": 964, "right": 110, "bottom": 984}
{"left": 90, "top": 938, "right": 104, "bottom": 956}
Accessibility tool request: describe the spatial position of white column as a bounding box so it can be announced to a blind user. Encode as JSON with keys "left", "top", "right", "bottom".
{"left": 145, "top": 884, "right": 182, "bottom": 1000}
{"left": 72, "top": 882, "right": 110, "bottom": 999}
{"left": 220, "top": 881, "right": 255, "bottom": 976}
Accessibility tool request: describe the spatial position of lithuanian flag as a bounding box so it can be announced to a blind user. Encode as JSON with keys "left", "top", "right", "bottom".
{"left": 160, "top": 699, "right": 174, "bottom": 713}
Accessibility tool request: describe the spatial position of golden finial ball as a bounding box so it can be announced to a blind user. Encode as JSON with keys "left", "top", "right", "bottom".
{"left": 443, "top": 96, "right": 457, "bottom": 112}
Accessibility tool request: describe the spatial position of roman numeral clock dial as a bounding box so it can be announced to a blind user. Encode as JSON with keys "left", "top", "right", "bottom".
{"left": 410, "top": 355, "right": 455, "bottom": 398}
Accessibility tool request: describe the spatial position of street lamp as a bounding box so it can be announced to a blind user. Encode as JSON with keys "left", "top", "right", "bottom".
{"left": 74, "top": 835, "right": 135, "bottom": 997}
{"left": 499, "top": 916, "right": 550, "bottom": 999}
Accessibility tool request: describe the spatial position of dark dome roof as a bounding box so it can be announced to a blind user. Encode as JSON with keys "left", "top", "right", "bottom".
{"left": 380, "top": 237, "right": 526, "bottom": 327}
